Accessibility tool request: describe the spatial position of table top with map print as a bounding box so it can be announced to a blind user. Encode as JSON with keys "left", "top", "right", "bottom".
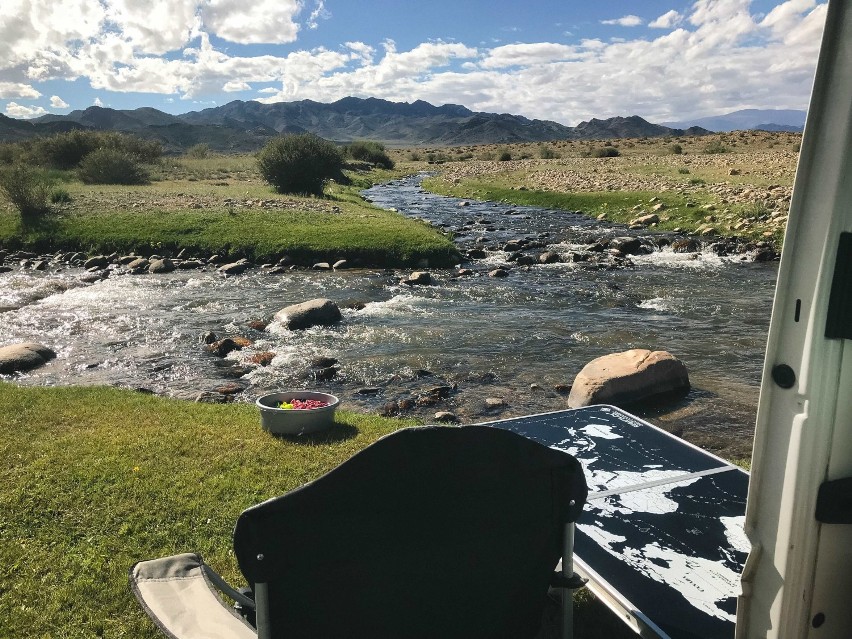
{"left": 483, "top": 405, "right": 749, "bottom": 639}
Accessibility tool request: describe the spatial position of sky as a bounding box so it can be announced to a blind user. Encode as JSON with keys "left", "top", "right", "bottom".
{"left": 0, "top": 0, "right": 827, "bottom": 126}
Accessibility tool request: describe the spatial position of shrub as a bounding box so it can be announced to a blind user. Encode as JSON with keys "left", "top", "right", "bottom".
{"left": 30, "top": 130, "right": 162, "bottom": 169}
{"left": 591, "top": 147, "right": 620, "bottom": 158}
{"left": 703, "top": 141, "right": 729, "bottom": 154}
{"left": 0, "top": 163, "right": 53, "bottom": 219}
{"left": 50, "top": 187, "right": 72, "bottom": 204}
{"left": 669, "top": 144, "right": 683, "bottom": 155}
{"left": 186, "top": 143, "right": 211, "bottom": 159}
{"left": 345, "top": 140, "right": 394, "bottom": 169}
{"left": 257, "top": 133, "right": 344, "bottom": 196}
{"left": 678, "top": 167, "right": 691, "bottom": 174}
{"left": 539, "top": 146, "right": 559, "bottom": 159}
{"left": 77, "top": 148, "right": 151, "bottom": 185}
{"left": 498, "top": 149, "right": 512, "bottom": 161}
{"left": 408, "top": 151, "right": 422, "bottom": 161}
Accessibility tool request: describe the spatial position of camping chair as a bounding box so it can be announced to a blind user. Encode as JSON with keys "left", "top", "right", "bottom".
{"left": 129, "top": 425, "right": 588, "bottom": 639}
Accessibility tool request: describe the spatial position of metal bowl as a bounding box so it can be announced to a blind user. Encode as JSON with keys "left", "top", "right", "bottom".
{"left": 255, "top": 391, "right": 340, "bottom": 435}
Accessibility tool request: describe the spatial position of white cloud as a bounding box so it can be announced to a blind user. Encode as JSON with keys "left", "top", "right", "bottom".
{"left": 0, "top": 82, "right": 41, "bottom": 99}
{"left": 50, "top": 95, "right": 69, "bottom": 108}
{"left": 93, "top": 97, "right": 104, "bottom": 106}
{"left": 5, "top": 102, "right": 48, "bottom": 118}
{"left": 223, "top": 80, "right": 251, "bottom": 92}
{"left": 201, "top": 0, "right": 301, "bottom": 44}
{"left": 601, "top": 15, "right": 644, "bottom": 27}
{"left": 649, "top": 10, "right": 683, "bottom": 29}
{"left": 307, "top": 0, "right": 330, "bottom": 30}
{"left": 480, "top": 43, "right": 580, "bottom": 69}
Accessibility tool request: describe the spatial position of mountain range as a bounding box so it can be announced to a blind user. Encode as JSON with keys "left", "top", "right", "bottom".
{"left": 0, "top": 97, "right": 716, "bottom": 152}
{"left": 662, "top": 109, "right": 806, "bottom": 132}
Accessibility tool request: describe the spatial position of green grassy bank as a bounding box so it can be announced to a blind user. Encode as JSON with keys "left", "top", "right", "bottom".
{"left": 0, "top": 159, "right": 460, "bottom": 268}
{"left": 0, "top": 383, "right": 419, "bottom": 637}
{"left": 423, "top": 176, "right": 784, "bottom": 247}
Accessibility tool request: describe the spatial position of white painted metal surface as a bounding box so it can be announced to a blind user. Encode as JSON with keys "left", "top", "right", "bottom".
{"left": 736, "top": 1, "right": 852, "bottom": 636}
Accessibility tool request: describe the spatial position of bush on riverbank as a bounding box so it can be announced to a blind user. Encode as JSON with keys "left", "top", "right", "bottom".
{"left": 78, "top": 148, "right": 151, "bottom": 185}
{"left": 0, "top": 162, "right": 55, "bottom": 220}
{"left": 257, "top": 133, "right": 346, "bottom": 196}
{"left": 345, "top": 140, "right": 394, "bottom": 169}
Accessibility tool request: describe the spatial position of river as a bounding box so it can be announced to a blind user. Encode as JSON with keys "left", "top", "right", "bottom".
{"left": 0, "top": 175, "right": 776, "bottom": 458}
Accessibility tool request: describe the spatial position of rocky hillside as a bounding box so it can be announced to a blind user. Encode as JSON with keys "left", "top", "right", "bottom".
{"left": 1, "top": 97, "right": 710, "bottom": 151}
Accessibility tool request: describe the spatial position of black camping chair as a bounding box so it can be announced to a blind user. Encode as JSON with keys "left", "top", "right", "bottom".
{"left": 130, "top": 425, "right": 588, "bottom": 639}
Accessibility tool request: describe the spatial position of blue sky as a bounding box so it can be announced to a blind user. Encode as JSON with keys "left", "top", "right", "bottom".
{"left": 0, "top": 0, "right": 826, "bottom": 125}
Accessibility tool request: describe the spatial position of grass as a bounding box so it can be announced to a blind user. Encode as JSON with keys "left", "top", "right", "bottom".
{"left": 0, "top": 382, "right": 634, "bottom": 638}
{"left": 0, "top": 158, "right": 460, "bottom": 268}
{"left": 422, "top": 177, "right": 724, "bottom": 234}
{"left": 0, "top": 383, "right": 420, "bottom": 637}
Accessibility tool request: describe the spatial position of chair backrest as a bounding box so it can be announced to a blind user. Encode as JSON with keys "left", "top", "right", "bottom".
{"left": 233, "top": 425, "right": 587, "bottom": 639}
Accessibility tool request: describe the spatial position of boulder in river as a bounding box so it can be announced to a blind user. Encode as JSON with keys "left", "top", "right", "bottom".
{"left": 149, "top": 258, "right": 175, "bottom": 274}
{"left": 608, "top": 237, "right": 643, "bottom": 256}
{"left": 0, "top": 342, "right": 56, "bottom": 374}
{"left": 218, "top": 260, "right": 250, "bottom": 276}
{"left": 401, "top": 271, "right": 432, "bottom": 286}
{"left": 567, "top": 349, "right": 690, "bottom": 408}
{"left": 274, "top": 298, "right": 342, "bottom": 330}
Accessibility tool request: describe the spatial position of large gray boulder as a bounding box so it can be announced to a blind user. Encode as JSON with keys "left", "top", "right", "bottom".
{"left": 0, "top": 342, "right": 56, "bottom": 374}
{"left": 567, "top": 349, "right": 689, "bottom": 408}
{"left": 274, "top": 298, "right": 342, "bottom": 330}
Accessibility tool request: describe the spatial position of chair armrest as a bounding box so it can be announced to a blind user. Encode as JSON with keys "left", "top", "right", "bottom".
{"left": 130, "top": 552, "right": 256, "bottom": 639}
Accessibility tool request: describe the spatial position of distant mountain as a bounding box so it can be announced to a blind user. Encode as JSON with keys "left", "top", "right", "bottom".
{"left": 662, "top": 109, "right": 806, "bottom": 132}
{"left": 2, "top": 97, "right": 712, "bottom": 151}
{"left": 572, "top": 115, "right": 707, "bottom": 139}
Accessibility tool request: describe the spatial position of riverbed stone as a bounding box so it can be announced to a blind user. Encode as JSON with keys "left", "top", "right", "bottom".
{"left": 0, "top": 342, "right": 56, "bottom": 374}
{"left": 567, "top": 349, "right": 690, "bottom": 408}
{"left": 488, "top": 268, "right": 509, "bottom": 278}
{"left": 274, "top": 298, "right": 342, "bottom": 330}
{"left": 434, "top": 411, "right": 458, "bottom": 423}
{"left": 149, "top": 258, "right": 175, "bottom": 274}
{"left": 127, "top": 257, "right": 149, "bottom": 270}
{"left": 538, "top": 251, "right": 561, "bottom": 264}
{"left": 218, "top": 260, "right": 249, "bottom": 276}
{"left": 608, "top": 237, "right": 643, "bottom": 255}
{"left": 401, "top": 271, "right": 431, "bottom": 286}
{"left": 84, "top": 255, "right": 110, "bottom": 269}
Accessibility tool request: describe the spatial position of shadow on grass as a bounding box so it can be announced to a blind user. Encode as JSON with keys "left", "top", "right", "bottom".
{"left": 273, "top": 421, "right": 359, "bottom": 444}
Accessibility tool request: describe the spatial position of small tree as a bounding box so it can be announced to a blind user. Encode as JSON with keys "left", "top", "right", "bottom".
{"left": 591, "top": 147, "right": 620, "bottom": 158}
{"left": 0, "top": 163, "right": 53, "bottom": 220}
{"left": 345, "top": 140, "right": 394, "bottom": 169}
{"left": 78, "top": 148, "right": 150, "bottom": 185}
{"left": 257, "top": 134, "right": 344, "bottom": 196}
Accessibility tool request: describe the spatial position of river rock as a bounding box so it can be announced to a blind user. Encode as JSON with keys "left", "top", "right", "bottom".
{"left": 274, "top": 298, "right": 342, "bottom": 330}
{"left": 434, "top": 411, "right": 458, "bottom": 423}
{"left": 0, "top": 342, "right": 56, "bottom": 374}
{"left": 84, "top": 255, "right": 110, "bottom": 269}
{"left": 488, "top": 268, "right": 509, "bottom": 278}
{"left": 312, "top": 262, "right": 331, "bottom": 271}
{"left": 333, "top": 260, "right": 349, "bottom": 270}
{"left": 538, "top": 251, "right": 561, "bottom": 264}
{"left": 127, "top": 257, "right": 149, "bottom": 270}
{"left": 401, "top": 271, "right": 431, "bottom": 286}
{"left": 630, "top": 213, "right": 660, "bottom": 226}
{"left": 311, "top": 356, "right": 338, "bottom": 368}
{"left": 568, "top": 349, "right": 690, "bottom": 408}
{"left": 218, "top": 260, "right": 249, "bottom": 276}
{"left": 149, "top": 258, "right": 175, "bottom": 274}
{"left": 608, "top": 237, "right": 643, "bottom": 255}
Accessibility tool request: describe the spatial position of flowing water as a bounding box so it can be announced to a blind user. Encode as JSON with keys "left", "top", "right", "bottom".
{"left": 0, "top": 175, "right": 777, "bottom": 458}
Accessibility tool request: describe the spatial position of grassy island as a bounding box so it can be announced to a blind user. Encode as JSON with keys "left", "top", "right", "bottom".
{"left": 0, "top": 155, "right": 460, "bottom": 268}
